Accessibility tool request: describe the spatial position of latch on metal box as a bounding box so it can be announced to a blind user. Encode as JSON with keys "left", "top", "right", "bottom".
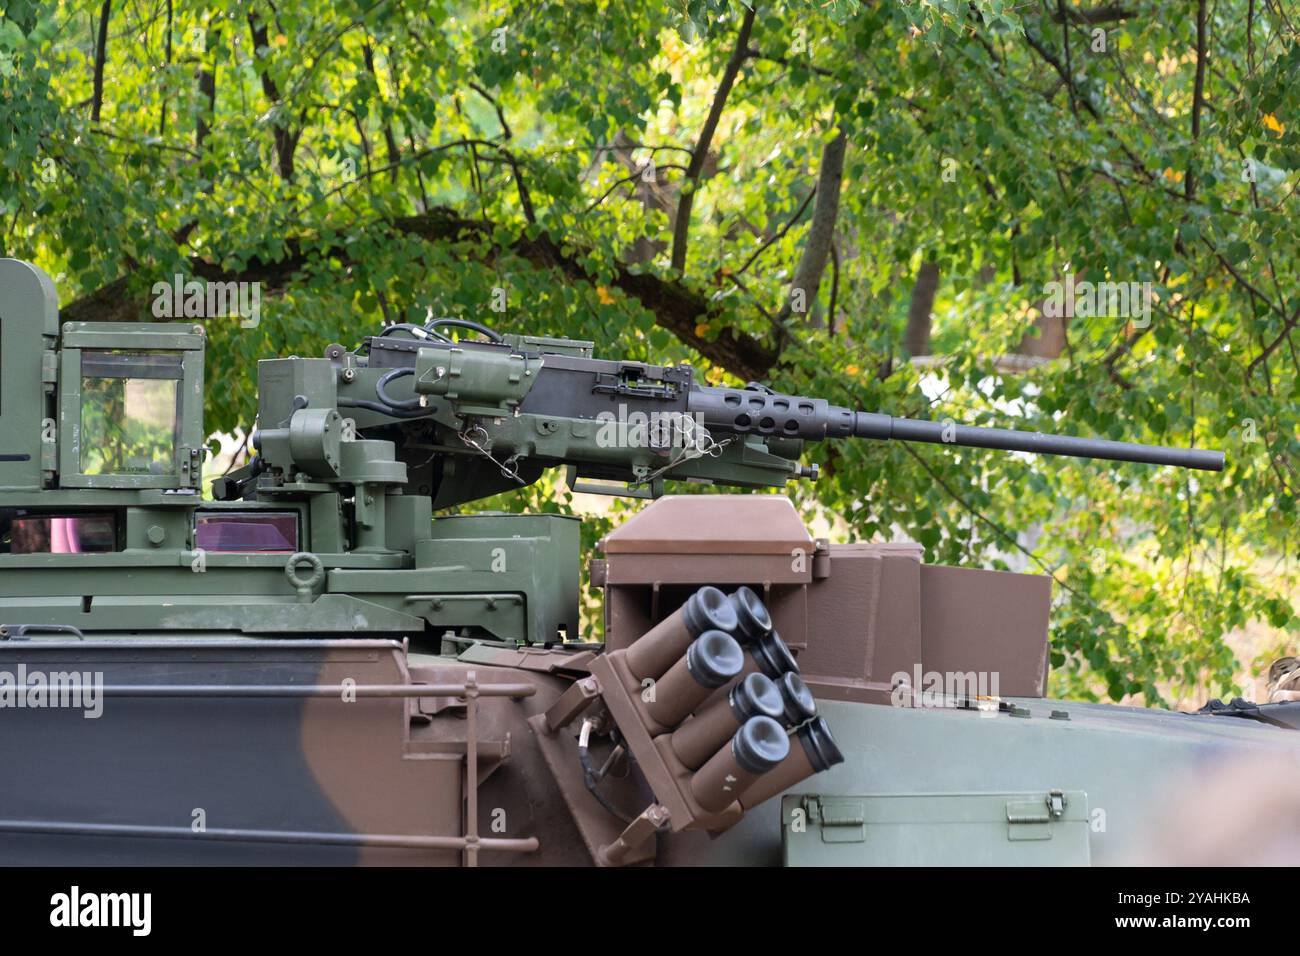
{"left": 1005, "top": 789, "right": 1066, "bottom": 841}
{"left": 805, "top": 796, "right": 866, "bottom": 844}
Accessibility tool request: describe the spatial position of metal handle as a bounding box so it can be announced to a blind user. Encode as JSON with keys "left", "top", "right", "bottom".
{"left": 0, "top": 624, "right": 86, "bottom": 640}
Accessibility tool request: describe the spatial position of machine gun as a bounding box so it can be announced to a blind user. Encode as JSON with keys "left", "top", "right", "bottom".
{"left": 224, "top": 318, "right": 1223, "bottom": 509}
{"left": 0, "top": 257, "right": 1223, "bottom": 646}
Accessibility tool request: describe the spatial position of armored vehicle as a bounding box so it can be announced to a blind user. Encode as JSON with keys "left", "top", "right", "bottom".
{"left": 0, "top": 257, "right": 1295, "bottom": 867}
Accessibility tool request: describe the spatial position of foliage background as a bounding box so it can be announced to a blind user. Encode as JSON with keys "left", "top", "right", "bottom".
{"left": 0, "top": 0, "right": 1296, "bottom": 705}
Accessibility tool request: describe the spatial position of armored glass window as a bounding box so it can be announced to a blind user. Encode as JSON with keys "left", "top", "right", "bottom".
{"left": 79, "top": 351, "right": 182, "bottom": 477}
{"left": 1, "top": 513, "right": 117, "bottom": 554}
{"left": 194, "top": 512, "right": 298, "bottom": 553}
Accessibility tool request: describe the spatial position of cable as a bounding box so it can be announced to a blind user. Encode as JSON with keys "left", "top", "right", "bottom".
{"left": 337, "top": 397, "right": 433, "bottom": 419}
{"left": 423, "top": 317, "right": 504, "bottom": 343}
{"left": 377, "top": 323, "right": 434, "bottom": 339}
{"left": 340, "top": 370, "right": 431, "bottom": 418}
{"left": 577, "top": 719, "right": 634, "bottom": 824}
{"left": 375, "top": 367, "right": 423, "bottom": 410}
{"left": 337, "top": 368, "right": 436, "bottom": 419}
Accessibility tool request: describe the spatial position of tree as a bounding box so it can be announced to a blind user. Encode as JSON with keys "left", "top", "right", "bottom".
{"left": 0, "top": 0, "right": 1295, "bottom": 704}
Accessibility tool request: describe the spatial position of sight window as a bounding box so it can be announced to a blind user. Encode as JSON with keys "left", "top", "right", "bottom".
{"left": 194, "top": 512, "right": 298, "bottom": 553}
{"left": 1, "top": 513, "right": 117, "bottom": 554}
{"left": 79, "top": 350, "right": 182, "bottom": 477}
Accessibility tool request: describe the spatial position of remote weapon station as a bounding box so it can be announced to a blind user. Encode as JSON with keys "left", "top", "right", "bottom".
{"left": 0, "top": 258, "right": 1293, "bottom": 866}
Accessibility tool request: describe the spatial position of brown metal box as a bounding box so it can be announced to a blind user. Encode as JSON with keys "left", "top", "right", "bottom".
{"left": 798, "top": 543, "right": 924, "bottom": 703}
{"left": 919, "top": 564, "right": 1052, "bottom": 697}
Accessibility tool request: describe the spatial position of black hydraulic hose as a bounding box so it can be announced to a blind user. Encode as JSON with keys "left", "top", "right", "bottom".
{"left": 336, "top": 369, "right": 434, "bottom": 419}
{"left": 375, "top": 367, "right": 423, "bottom": 410}
{"left": 337, "top": 397, "right": 432, "bottom": 419}
{"left": 424, "top": 317, "right": 504, "bottom": 343}
{"left": 577, "top": 726, "right": 634, "bottom": 825}
{"left": 377, "top": 323, "right": 434, "bottom": 338}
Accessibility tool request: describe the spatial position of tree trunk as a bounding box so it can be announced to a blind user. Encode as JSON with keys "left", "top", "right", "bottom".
{"left": 779, "top": 128, "right": 847, "bottom": 324}
{"left": 904, "top": 260, "right": 939, "bottom": 356}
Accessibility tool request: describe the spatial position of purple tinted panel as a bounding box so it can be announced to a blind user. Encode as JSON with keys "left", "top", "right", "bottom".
{"left": 10, "top": 514, "right": 117, "bottom": 554}
{"left": 195, "top": 513, "right": 297, "bottom": 553}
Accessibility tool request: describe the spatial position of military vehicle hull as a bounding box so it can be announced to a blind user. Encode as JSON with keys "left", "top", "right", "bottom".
{"left": 2, "top": 632, "right": 1297, "bottom": 866}
{"left": 3, "top": 257, "right": 1287, "bottom": 867}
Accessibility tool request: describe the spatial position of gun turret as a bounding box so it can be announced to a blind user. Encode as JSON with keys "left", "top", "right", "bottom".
{"left": 279, "top": 322, "right": 1225, "bottom": 508}
{"left": 0, "top": 257, "right": 1226, "bottom": 650}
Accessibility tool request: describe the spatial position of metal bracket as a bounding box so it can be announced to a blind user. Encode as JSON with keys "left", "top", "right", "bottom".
{"left": 597, "top": 803, "right": 670, "bottom": 867}
{"left": 541, "top": 676, "right": 602, "bottom": 734}
{"left": 565, "top": 465, "right": 662, "bottom": 500}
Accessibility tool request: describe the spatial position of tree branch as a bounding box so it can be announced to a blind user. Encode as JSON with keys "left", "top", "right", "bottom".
{"left": 1247, "top": 305, "right": 1300, "bottom": 376}
{"left": 1186, "top": 0, "right": 1207, "bottom": 200}
{"left": 1058, "top": 0, "right": 1077, "bottom": 117}
{"left": 669, "top": 3, "right": 756, "bottom": 273}
{"left": 159, "top": 0, "right": 172, "bottom": 136}
{"left": 778, "top": 127, "right": 846, "bottom": 325}
{"left": 91, "top": 1, "right": 111, "bottom": 123}
{"left": 744, "top": 47, "right": 836, "bottom": 77}
{"left": 248, "top": 10, "right": 299, "bottom": 181}
{"left": 196, "top": 27, "right": 219, "bottom": 153}
{"left": 1049, "top": 4, "right": 1136, "bottom": 24}
{"left": 362, "top": 38, "right": 401, "bottom": 184}
{"left": 60, "top": 209, "right": 780, "bottom": 380}
{"left": 827, "top": 235, "right": 841, "bottom": 335}
{"left": 735, "top": 184, "right": 816, "bottom": 275}
{"left": 468, "top": 81, "right": 512, "bottom": 140}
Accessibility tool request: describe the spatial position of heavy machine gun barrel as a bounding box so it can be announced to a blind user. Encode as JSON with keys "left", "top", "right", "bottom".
{"left": 852, "top": 413, "right": 1224, "bottom": 471}
{"left": 686, "top": 385, "right": 1225, "bottom": 472}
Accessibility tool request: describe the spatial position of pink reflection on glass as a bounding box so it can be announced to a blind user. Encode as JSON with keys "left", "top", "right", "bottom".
{"left": 50, "top": 517, "right": 81, "bottom": 553}
{"left": 8, "top": 515, "right": 116, "bottom": 554}
{"left": 194, "top": 513, "right": 297, "bottom": 553}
